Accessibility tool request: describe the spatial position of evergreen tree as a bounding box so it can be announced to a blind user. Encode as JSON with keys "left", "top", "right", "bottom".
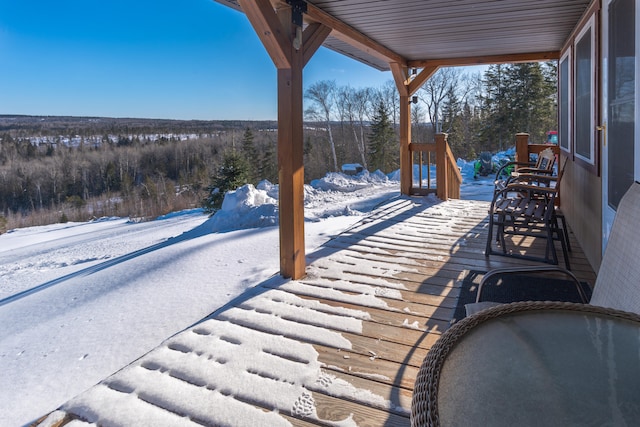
{"left": 202, "top": 151, "right": 250, "bottom": 214}
{"left": 504, "top": 63, "right": 554, "bottom": 141}
{"left": 480, "top": 62, "right": 558, "bottom": 149}
{"left": 459, "top": 101, "right": 480, "bottom": 160}
{"left": 368, "top": 101, "right": 397, "bottom": 173}
{"left": 441, "top": 85, "right": 461, "bottom": 134}
{"left": 258, "top": 138, "right": 278, "bottom": 184}
{"left": 528, "top": 61, "right": 557, "bottom": 141}
{"left": 240, "top": 127, "right": 258, "bottom": 183}
{"left": 441, "top": 86, "right": 465, "bottom": 159}
{"left": 480, "top": 64, "right": 510, "bottom": 152}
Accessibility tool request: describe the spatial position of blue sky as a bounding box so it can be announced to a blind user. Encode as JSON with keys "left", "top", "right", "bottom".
{"left": 0, "top": 0, "right": 400, "bottom": 121}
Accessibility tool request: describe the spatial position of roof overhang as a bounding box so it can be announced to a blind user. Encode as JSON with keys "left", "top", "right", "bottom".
{"left": 214, "top": 0, "right": 592, "bottom": 71}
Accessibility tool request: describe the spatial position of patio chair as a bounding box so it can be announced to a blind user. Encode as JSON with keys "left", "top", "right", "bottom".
{"left": 470, "top": 181, "right": 640, "bottom": 316}
{"left": 485, "top": 159, "right": 570, "bottom": 268}
{"left": 494, "top": 147, "right": 556, "bottom": 193}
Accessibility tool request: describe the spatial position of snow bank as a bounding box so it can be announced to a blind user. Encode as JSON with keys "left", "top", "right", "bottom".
{"left": 207, "top": 184, "right": 279, "bottom": 232}
{"left": 206, "top": 170, "right": 399, "bottom": 232}
{"left": 310, "top": 170, "right": 389, "bottom": 192}
{"left": 204, "top": 152, "right": 517, "bottom": 233}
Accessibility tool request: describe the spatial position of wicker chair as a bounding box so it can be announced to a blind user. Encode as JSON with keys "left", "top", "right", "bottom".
{"left": 470, "top": 181, "right": 640, "bottom": 316}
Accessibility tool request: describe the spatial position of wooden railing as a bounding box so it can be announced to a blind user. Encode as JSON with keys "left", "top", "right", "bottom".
{"left": 409, "top": 133, "right": 462, "bottom": 199}
{"left": 514, "top": 132, "right": 560, "bottom": 164}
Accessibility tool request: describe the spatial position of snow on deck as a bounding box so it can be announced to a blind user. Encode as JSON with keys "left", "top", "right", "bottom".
{"left": 34, "top": 196, "right": 593, "bottom": 426}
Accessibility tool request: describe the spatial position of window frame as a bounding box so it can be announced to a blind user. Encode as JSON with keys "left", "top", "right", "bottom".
{"left": 573, "top": 13, "right": 600, "bottom": 173}
{"left": 559, "top": 48, "right": 572, "bottom": 154}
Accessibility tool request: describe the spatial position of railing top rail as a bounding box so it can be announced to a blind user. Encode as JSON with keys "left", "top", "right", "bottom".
{"left": 409, "top": 142, "right": 437, "bottom": 152}
{"left": 445, "top": 143, "right": 463, "bottom": 184}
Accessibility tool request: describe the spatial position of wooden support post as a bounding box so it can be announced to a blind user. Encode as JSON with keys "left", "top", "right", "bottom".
{"left": 389, "top": 63, "right": 412, "bottom": 196}
{"left": 399, "top": 94, "right": 412, "bottom": 195}
{"left": 277, "top": 61, "right": 305, "bottom": 278}
{"left": 239, "top": 0, "right": 330, "bottom": 279}
{"left": 435, "top": 133, "right": 448, "bottom": 200}
{"left": 390, "top": 63, "right": 437, "bottom": 196}
{"left": 515, "top": 133, "right": 530, "bottom": 165}
{"left": 276, "top": 8, "right": 305, "bottom": 279}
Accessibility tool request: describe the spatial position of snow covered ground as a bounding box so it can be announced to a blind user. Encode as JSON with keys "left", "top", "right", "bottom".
{"left": 0, "top": 164, "right": 496, "bottom": 426}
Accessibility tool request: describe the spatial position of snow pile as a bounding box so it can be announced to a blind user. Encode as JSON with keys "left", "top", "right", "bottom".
{"left": 205, "top": 154, "right": 506, "bottom": 235}
{"left": 207, "top": 184, "right": 279, "bottom": 232}
{"left": 207, "top": 170, "right": 399, "bottom": 232}
{"left": 310, "top": 170, "right": 389, "bottom": 192}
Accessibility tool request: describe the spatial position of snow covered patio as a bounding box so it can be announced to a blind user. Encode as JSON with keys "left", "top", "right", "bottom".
{"left": 34, "top": 196, "right": 595, "bottom": 426}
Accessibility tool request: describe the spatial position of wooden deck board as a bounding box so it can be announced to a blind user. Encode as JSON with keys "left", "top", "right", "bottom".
{"left": 34, "top": 197, "right": 596, "bottom": 427}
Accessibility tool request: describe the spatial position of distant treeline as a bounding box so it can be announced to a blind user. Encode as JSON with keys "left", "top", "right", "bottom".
{"left": 0, "top": 123, "right": 278, "bottom": 230}
{"left": 0, "top": 62, "right": 557, "bottom": 231}
{"left": 0, "top": 115, "right": 277, "bottom": 137}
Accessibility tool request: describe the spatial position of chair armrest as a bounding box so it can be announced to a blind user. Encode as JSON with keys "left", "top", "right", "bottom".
{"left": 514, "top": 167, "right": 554, "bottom": 175}
{"left": 476, "top": 266, "right": 589, "bottom": 304}
{"left": 507, "top": 172, "right": 558, "bottom": 188}
{"left": 511, "top": 173, "right": 558, "bottom": 180}
{"left": 504, "top": 181, "right": 558, "bottom": 195}
{"left": 494, "top": 161, "right": 531, "bottom": 181}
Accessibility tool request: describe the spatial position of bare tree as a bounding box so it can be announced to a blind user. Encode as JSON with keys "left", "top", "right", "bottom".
{"left": 305, "top": 80, "right": 338, "bottom": 171}
{"left": 336, "top": 86, "right": 371, "bottom": 169}
{"left": 353, "top": 88, "right": 372, "bottom": 170}
{"left": 411, "top": 103, "right": 431, "bottom": 143}
{"left": 418, "top": 67, "right": 463, "bottom": 133}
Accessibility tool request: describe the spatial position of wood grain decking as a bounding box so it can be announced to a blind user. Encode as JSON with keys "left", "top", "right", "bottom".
{"left": 35, "top": 197, "right": 596, "bottom": 427}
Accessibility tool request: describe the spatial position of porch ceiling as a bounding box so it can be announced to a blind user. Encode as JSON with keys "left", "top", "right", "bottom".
{"left": 214, "top": 0, "right": 592, "bottom": 70}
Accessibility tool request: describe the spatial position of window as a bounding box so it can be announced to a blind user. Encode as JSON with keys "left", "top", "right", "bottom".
{"left": 607, "top": 0, "right": 635, "bottom": 209}
{"left": 559, "top": 50, "right": 571, "bottom": 153}
{"left": 574, "top": 15, "right": 596, "bottom": 166}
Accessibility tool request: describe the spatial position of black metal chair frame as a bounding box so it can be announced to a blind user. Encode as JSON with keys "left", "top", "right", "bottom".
{"left": 485, "top": 179, "right": 571, "bottom": 269}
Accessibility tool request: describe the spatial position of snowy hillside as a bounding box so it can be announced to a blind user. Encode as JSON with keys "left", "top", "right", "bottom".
{"left": 0, "top": 164, "right": 496, "bottom": 426}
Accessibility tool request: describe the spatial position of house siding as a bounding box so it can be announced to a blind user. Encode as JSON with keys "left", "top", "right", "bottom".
{"left": 560, "top": 153, "right": 603, "bottom": 273}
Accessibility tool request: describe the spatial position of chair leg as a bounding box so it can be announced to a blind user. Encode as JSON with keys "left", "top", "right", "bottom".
{"left": 558, "top": 226, "right": 571, "bottom": 270}
{"left": 501, "top": 219, "right": 512, "bottom": 253}
{"left": 497, "top": 214, "right": 507, "bottom": 253}
{"left": 551, "top": 215, "right": 571, "bottom": 270}
{"left": 485, "top": 213, "right": 494, "bottom": 257}
{"left": 557, "top": 213, "right": 572, "bottom": 252}
{"left": 486, "top": 211, "right": 509, "bottom": 256}
{"left": 545, "top": 223, "right": 558, "bottom": 265}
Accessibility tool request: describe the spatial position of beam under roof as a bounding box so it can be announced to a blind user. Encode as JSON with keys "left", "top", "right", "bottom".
{"left": 213, "top": 0, "right": 408, "bottom": 68}
{"left": 408, "top": 51, "right": 561, "bottom": 69}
